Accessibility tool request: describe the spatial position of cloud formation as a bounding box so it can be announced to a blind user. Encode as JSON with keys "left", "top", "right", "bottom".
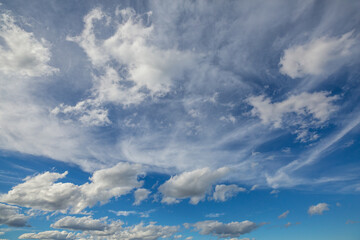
{"left": 133, "top": 188, "right": 151, "bottom": 205}
{"left": 278, "top": 210, "right": 290, "bottom": 219}
{"left": 248, "top": 91, "right": 338, "bottom": 142}
{"left": 193, "top": 220, "right": 260, "bottom": 238}
{"left": 280, "top": 32, "right": 358, "bottom": 78}
{"left": 18, "top": 231, "right": 75, "bottom": 240}
{"left": 158, "top": 167, "right": 229, "bottom": 204}
{"left": 308, "top": 203, "right": 329, "bottom": 215}
{"left": 0, "top": 12, "right": 57, "bottom": 77}
{"left": 51, "top": 216, "right": 107, "bottom": 231}
{"left": 212, "top": 184, "right": 246, "bottom": 202}
{"left": 0, "top": 203, "right": 28, "bottom": 227}
{"left": 0, "top": 162, "right": 143, "bottom": 213}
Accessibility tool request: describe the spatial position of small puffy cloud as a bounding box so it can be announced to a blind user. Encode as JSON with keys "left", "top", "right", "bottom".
{"left": 0, "top": 12, "right": 57, "bottom": 77}
{"left": 0, "top": 203, "right": 28, "bottom": 227}
{"left": 205, "top": 213, "right": 224, "bottom": 218}
{"left": 278, "top": 210, "right": 289, "bottom": 219}
{"left": 51, "top": 216, "right": 107, "bottom": 231}
{"left": 133, "top": 188, "right": 151, "bottom": 205}
{"left": 185, "top": 237, "right": 193, "bottom": 240}
{"left": 158, "top": 167, "right": 229, "bottom": 204}
{"left": 18, "top": 231, "right": 75, "bottom": 240}
{"left": 279, "top": 31, "right": 358, "bottom": 78}
{"left": 193, "top": 220, "right": 260, "bottom": 238}
{"left": 248, "top": 91, "right": 338, "bottom": 142}
{"left": 0, "top": 162, "right": 143, "bottom": 213}
{"left": 308, "top": 203, "right": 329, "bottom": 215}
{"left": 212, "top": 184, "right": 246, "bottom": 202}
{"left": 111, "top": 210, "right": 137, "bottom": 217}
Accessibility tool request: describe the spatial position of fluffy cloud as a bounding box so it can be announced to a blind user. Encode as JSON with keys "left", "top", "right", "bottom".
{"left": 64, "top": 7, "right": 196, "bottom": 108}
{"left": 0, "top": 203, "right": 28, "bottom": 227}
{"left": 308, "top": 203, "right": 329, "bottom": 215}
{"left": 108, "top": 222, "right": 178, "bottom": 240}
{"left": 278, "top": 210, "right": 289, "bottom": 219}
{"left": 50, "top": 215, "right": 178, "bottom": 239}
{"left": 212, "top": 184, "right": 246, "bottom": 202}
{"left": 280, "top": 32, "right": 358, "bottom": 78}
{"left": 0, "top": 13, "right": 57, "bottom": 77}
{"left": 193, "top": 220, "right": 260, "bottom": 238}
{"left": 18, "top": 231, "right": 75, "bottom": 240}
{"left": 0, "top": 162, "right": 143, "bottom": 213}
{"left": 133, "top": 188, "right": 151, "bottom": 205}
{"left": 158, "top": 167, "right": 229, "bottom": 204}
{"left": 51, "top": 216, "right": 107, "bottom": 231}
{"left": 248, "top": 91, "right": 338, "bottom": 141}
{"left": 51, "top": 100, "right": 111, "bottom": 127}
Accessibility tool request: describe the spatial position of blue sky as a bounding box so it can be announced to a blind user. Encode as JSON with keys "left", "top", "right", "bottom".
{"left": 0, "top": 0, "right": 359, "bottom": 239}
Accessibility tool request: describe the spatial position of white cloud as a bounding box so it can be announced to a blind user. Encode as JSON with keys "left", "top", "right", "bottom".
{"left": 51, "top": 216, "right": 107, "bottom": 231}
{"left": 280, "top": 31, "right": 358, "bottom": 78}
{"left": 0, "top": 162, "right": 143, "bottom": 213}
{"left": 18, "top": 231, "right": 75, "bottom": 240}
{"left": 0, "top": 13, "right": 57, "bottom": 77}
{"left": 248, "top": 91, "right": 338, "bottom": 142}
{"left": 158, "top": 167, "right": 229, "bottom": 204}
{"left": 193, "top": 220, "right": 260, "bottom": 238}
{"left": 112, "top": 210, "right": 137, "bottom": 217}
{"left": 133, "top": 188, "right": 151, "bottom": 205}
{"left": 205, "top": 213, "right": 224, "bottom": 218}
{"left": 212, "top": 184, "right": 246, "bottom": 202}
{"left": 0, "top": 203, "right": 28, "bottom": 227}
{"left": 75, "top": 220, "right": 178, "bottom": 240}
{"left": 66, "top": 7, "right": 196, "bottom": 107}
{"left": 308, "top": 203, "right": 329, "bottom": 215}
{"left": 278, "top": 210, "right": 289, "bottom": 219}
{"left": 51, "top": 100, "right": 111, "bottom": 127}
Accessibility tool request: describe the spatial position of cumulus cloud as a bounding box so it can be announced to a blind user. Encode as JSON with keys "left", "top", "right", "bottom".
{"left": 63, "top": 7, "right": 196, "bottom": 109}
{"left": 133, "top": 188, "right": 151, "bottom": 205}
{"left": 18, "top": 231, "right": 75, "bottom": 240}
{"left": 110, "top": 222, "right": 178, "bottom": 240}
{"left": 51, "top": 216, "right": 107, "bottom": 231}
{"left": 280, "top": 31, "right": 358, "bottom": 78}
{"left": 158, "top": 167, "right": 229, "bottom": 204}
{"left": 248, "top": 91, "right": 338, "bottom": 141}
{"left": 0, "top": 203, "right": 28, "bottom": 227}
{"left": 0, "top": 13, "right": 57, "bottom": 77}
{"left": 70, "top": 219, "right": 179, "bottom": 240}
{"left": 0, "top": 162, "right": 143, "bottom": 213}
{"left": 278, "top": 210, "right": 289, "bottom": 219}
{"left": 308, "top": 203, "right": 329, "bottom": 215}
{"left": 212, "top": 184, "right": 246, "bottom": 202}
{"left": 193, "top": 220, "right": 260, "bottom": 238}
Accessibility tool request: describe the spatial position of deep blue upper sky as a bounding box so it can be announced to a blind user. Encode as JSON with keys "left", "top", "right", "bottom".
{"left": 0, "top": 0, "right": 359, "bottom": 239}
